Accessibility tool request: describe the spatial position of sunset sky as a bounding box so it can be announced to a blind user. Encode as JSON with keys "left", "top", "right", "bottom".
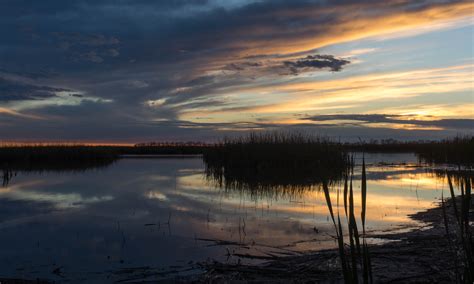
{"left": 1, "top": 0, "right": 473, "bottom": 142}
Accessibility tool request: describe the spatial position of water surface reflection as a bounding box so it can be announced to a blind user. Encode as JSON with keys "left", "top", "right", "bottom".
{"left": 0, "top": 154, "right": 454, "bottom": 282}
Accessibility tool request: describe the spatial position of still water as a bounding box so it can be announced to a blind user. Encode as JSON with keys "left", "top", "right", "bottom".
{"left": 0, "top": 153, "right": 451, "bottom": 282}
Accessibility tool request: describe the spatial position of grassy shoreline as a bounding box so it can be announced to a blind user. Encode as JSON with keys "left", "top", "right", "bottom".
{"left": 0, "top": 135, "right": 472, "bottom": 172}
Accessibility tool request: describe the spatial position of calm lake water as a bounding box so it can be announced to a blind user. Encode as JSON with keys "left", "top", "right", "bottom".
{"left": 0, "top": 153, "right": 452, "bottom": 282}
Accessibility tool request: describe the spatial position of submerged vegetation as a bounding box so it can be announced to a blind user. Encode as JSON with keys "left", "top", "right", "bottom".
{"left": 203, "top": 132, "right": 349, "bottom": 192}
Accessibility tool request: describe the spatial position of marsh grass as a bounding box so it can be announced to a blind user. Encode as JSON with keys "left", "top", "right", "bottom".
{"left": 0, "top": 142, "right": 210, "bottom": 170}
{"left": 126, "top": 142, "right": 209, "bottom": 155}
{"left": 348, "top": 136, "right": 474, "bottom": 166}
{"left": 203, "top": 132, "right": 348, "bottom": 193}
{"left": 0, "top": 145, "right": 119, "bottom": 186}
{"left": 417, "top": 136, "right": 474, "bottom": 166}
{"left": 0, "top": 145, "right": 119, "bottom": 172}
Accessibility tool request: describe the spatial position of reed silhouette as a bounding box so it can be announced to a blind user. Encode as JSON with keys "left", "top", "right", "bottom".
{"left": 203, "top": 132, "right": 349, "bottom": 194}
{"left": 415, "top": 136, "right": 474, "bottom": 166}
{"left": 322, "top": 156, "right": 373, "bottom": 284}
{"left": 441, "top": 173, "right": 473, "bottom": 283}
{"left": 0, "top": 145, "right": 119, "bottom": 186}
{"left": 347, "top": 136, "right": 474, "bottom": 166}
{"left": 0, "top": 145, "right": 118, "bottom": 172}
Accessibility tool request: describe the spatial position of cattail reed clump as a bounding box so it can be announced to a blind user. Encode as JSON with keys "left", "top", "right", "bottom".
{"left": 203, "top": 132, "right": 349, "bottom": 191}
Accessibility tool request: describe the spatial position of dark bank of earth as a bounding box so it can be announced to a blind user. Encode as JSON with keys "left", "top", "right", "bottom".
{"left": 199, "top": 195, "right": 473, "bottom": 283}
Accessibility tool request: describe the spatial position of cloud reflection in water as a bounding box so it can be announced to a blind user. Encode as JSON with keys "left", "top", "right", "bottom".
{"left": 0, "top": 155, "right": 452, "bottom": 282}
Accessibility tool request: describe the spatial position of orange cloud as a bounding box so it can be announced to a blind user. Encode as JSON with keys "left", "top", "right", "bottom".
{"left": 0, "top": 107, "right": 42, "bottom": 120}
{"left": 224, "top": 1, "right": 473, "bottom": 57}
{"left": 178, "top": 64, "right": 473, "bottom": 124}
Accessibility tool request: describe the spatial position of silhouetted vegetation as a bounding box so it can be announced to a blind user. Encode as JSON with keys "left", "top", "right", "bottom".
{"left": 323, "top": 157, "right": 372, "bottom": 283}
{"left": 126, "top": 142, "right": 210, "bottom": 155}
{"left": 0, "top": 142, "right": 210, "bottom": 170}
{"left": 415, "top": 136, "right": 474, "bottom": 166}
{"left": 441, "top": 173, "right": 473, "bottom": 283}
{"left": 0, "top": 145, "right": 119, "bottom": 186}
{"left": 203, "top": 132, "right": 349, "bottom": 193}
{"left": 1, "top": 134, "right": 471, "bottom": 182}
{"left": 0, "top": 143, "right": 210, "bottom": 186}
{"left": 0, "top": 145, "right": 118, "bottom": 172}
{"left": 347, "top": 136, "right": 474, "bottom": 166}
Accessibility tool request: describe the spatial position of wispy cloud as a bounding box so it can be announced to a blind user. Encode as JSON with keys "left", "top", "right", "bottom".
{"left": 0, "top": 107, "right": 43, "bottom": 120}
{"left": 306, "top": 114, "right": 474, "bottom": 131}
{"left": 0, "top": 0, "right": 472, "bottom": 141}
{"left": 177, "top": 63, "right": 473, "bottom": 124}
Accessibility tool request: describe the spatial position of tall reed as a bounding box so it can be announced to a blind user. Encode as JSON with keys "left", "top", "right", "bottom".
{"left": 322, "top": 156, "right": 372, "bottom": 283}
{"left": 443, "top": 173, "right": 473, "bottom": 283}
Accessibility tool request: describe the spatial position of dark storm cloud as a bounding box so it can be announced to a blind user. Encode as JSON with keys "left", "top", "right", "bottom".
{"left": 283, "top": 55, "right": 350, "bottom": 74}
{"left": 1, "top": 0, "right": 465, "bottom": 74}
{"left": 222, "top": 54, "right": 350, "bottom": 75}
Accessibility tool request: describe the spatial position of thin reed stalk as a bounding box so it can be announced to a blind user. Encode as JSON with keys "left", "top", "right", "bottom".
{"left": 445, "top": 172, "right": 473, "bottom": 283}
{"left": 322, "top": 155, "right": 372, "bottom": 283}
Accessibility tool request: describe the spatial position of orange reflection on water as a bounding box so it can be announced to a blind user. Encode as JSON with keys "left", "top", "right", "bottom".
{"left": 176, "top": 169, "right": 445, "bottom": 231}
{"left": 373, "top": 172, "right": 446, "bottom": 191}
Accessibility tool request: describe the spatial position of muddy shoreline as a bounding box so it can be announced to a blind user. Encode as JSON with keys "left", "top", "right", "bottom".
{"left": 198, "top": 196, "right": 473, "bottom": 283}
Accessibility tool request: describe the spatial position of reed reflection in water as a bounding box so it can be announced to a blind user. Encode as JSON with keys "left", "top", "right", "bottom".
{"left": 0, "top": 154, "right": 461, "bottom": 282}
